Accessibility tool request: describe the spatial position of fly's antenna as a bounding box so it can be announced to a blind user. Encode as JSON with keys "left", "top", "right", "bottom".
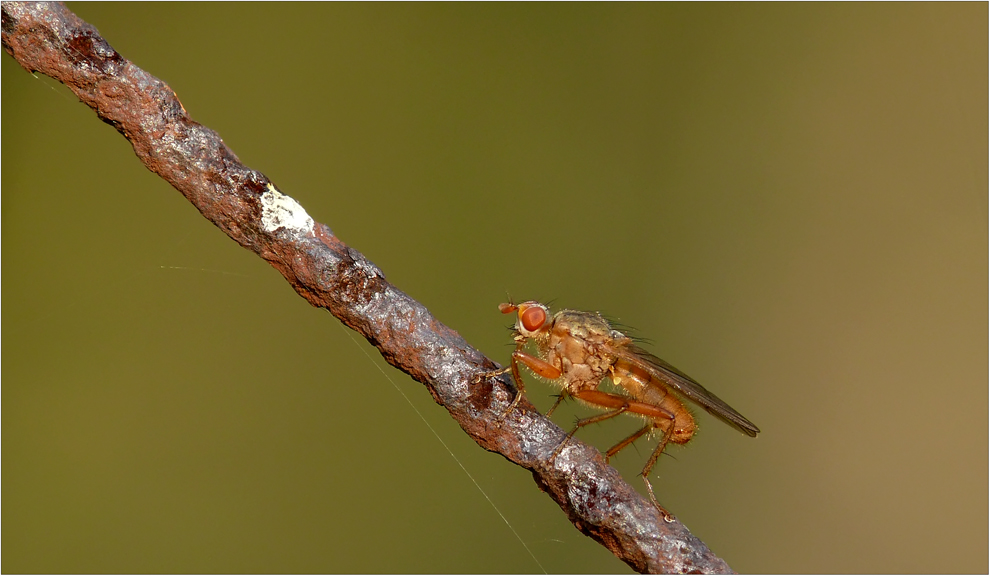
{"left": 503, "top": 291, "right": 515, "bottom": 306}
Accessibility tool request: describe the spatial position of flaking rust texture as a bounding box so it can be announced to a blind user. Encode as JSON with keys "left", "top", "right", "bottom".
{"left": 2, "top": 3, "right": 736, "bottom": 573}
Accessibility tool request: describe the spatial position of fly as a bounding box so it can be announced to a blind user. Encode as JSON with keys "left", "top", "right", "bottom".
{"left": 493, "top": 301, "right": 759, "bottom": 521}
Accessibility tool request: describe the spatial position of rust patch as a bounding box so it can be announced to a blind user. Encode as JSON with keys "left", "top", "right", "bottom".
{"left": 466, "top": 374, "right": 494, "bottom": 412}
{"left": 65, "top": 28, "right": 123, "bottom": 74}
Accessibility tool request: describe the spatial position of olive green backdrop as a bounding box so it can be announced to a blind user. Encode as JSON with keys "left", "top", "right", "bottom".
{"left": 3, "top": 3, "right": 986, "bottom": 573}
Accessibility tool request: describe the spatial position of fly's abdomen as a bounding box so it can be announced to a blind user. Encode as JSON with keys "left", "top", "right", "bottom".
{"left": 611, "top": 359, "right": 696, "bottom": 444}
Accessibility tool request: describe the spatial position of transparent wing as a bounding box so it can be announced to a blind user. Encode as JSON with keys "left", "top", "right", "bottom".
{"left": 613, "top": 342, "right": 760, "bottom": 437}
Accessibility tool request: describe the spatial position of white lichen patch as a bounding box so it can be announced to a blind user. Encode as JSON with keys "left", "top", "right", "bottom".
{"left": 260, "top": 183, "right": 314, "bottom": 236}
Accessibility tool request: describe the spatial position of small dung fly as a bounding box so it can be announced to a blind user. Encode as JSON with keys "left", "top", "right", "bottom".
{"left": 492, "top": 301, "right": 759, "bottom": 521}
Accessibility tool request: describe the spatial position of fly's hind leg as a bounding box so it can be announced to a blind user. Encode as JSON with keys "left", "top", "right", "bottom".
{"left": 604, "top": 425, "right": 652, "bottom": 464}
{"left": 600, "top": 402, "right": 679, "bottom": 522}
{"left": 550, "top": 389, "right": 676, "bottom": 464}
{"left": 545, "top": 387, "right": 684, "bottom": 521}
{"left": 640, "top": 427, "right": 676, "bottom": 522}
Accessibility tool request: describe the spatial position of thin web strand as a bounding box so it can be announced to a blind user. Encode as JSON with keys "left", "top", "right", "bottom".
{"left": 336, "top": 319, "right": 546, "bottom": 574}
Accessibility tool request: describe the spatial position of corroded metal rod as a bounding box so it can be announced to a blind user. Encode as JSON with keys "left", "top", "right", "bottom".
{"left": 2, "top": 3, "right": 735, "bottom": 573}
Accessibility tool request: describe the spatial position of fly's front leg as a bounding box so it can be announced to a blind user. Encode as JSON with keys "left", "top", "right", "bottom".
{"left": 477, "top": 365, "right": 512, "bottom": 380}
{"left": 501, "top": 346, "right": 561, "bottom": 418}
{"left": 474, "top": 360, "right": 515, "bottom": 416}
{"left": 475, "top": 363, "right": 512, "bottom": 396}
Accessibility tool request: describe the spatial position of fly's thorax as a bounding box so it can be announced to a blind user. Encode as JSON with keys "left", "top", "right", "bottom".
{"left": 553, "top": 309, "right": 612, "bottom": 338}
{"left": 548, "top": 309, "right": 618, "bottom": 392}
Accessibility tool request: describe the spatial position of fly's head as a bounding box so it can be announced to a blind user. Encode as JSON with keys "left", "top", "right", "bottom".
{"left": 499, "top": 301, "right": 552, "bottom": 345}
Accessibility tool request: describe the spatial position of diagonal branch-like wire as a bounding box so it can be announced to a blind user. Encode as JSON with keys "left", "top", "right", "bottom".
{"left": 2, "top": 3, "right": 735, "bottom": 573}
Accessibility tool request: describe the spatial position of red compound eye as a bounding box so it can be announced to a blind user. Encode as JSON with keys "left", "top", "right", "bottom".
{"left": 519, "top": 305, "right": 547, "bottom": 332}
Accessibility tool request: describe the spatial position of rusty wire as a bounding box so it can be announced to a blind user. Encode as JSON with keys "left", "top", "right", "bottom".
{"left": 2, "top": 3, "right": 736, "bottom": 573}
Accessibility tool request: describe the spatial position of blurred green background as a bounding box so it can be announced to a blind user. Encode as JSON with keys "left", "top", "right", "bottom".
{"left": 3, "top": 3, "right": 986, "bottom": 573}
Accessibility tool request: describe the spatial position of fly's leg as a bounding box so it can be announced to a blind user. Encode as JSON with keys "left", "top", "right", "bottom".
{"left": 549, "top": 389, "right": 672, "bottom": 461}
{"left": 606, "top": 420, "right": 678, "bottom": 522}
{"left": 475, "top": 365, "right": 511, "bottom": 402}
{"left": 502, "top": 352, "right": 526, "bottom": 418}
{"left": 604, "top": 425, "right": 652, "bottom": 463}
{"left": 568, "top": 388, "right": 679, "bottom": 522}
{"left": 478, "top": 365, "right": 512, "bottom": 380}
{"left": 549, "top": 405, "right": 629, "bottom": 461}
{"left": 501, "top": 347, "right": 562, "bottom": 419}
{"left": 640, "top": 425, "right": 676, "bottom": 522}
{"left": 545, "top": 390, "right": 570, "bottom": 417}
{"left": 474, "top": 346, "right": 534, "bottom": 420}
